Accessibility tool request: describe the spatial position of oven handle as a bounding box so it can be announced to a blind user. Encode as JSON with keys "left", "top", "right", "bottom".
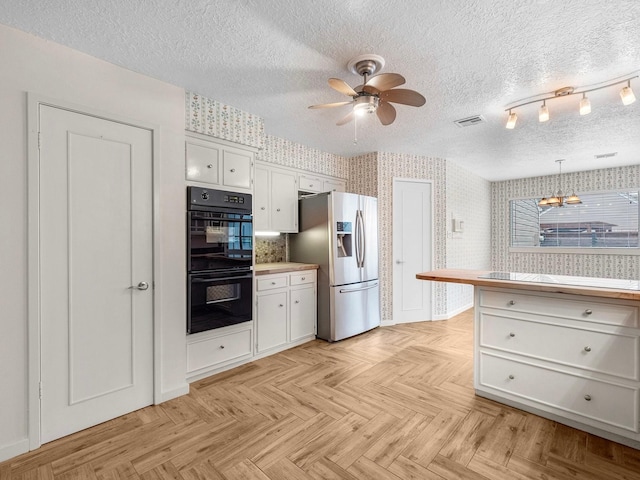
{"left": 191, "top": 273, "right": 253, "bottom": 283}
{"left": 189, "top": 215, "right": 253, "bottom": 223}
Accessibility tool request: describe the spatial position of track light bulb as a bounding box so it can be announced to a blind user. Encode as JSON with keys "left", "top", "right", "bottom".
{"left": 579, "top": 93, "right": 591, "bottom": 115}
{"left": 506, "top": 110, "right": 517, "bottom": 129}
{"left": 621, "top": 81, "right": 636, "bottom": 106}
{"left": 538, "top": 101, "right": 549, "bottom": 122}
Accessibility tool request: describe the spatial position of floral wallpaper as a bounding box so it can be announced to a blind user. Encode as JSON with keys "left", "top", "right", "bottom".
{"left": 492, "top": 165, "right": 640, "bottom": 279}
{"left": 185, "top": 91, "right": 265, "bottom": 149}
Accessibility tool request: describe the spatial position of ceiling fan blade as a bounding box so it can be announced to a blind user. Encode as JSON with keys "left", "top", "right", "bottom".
{"left": 362, "top": 84, "right": 380, "bottom": 94}
{"left": 308, "top": 101, "right": 352, "bottom": 109}
{"left": 381, "top": 89, "right": 426, "bottom": 107}
{"left": 336, "top": 111, "right": 354, "bottom": 126}
{"left": 366, "top": 73, "right": 405, "bottom": 92}
{"left": 328, "top": 78, "right": 358, "bottom": 97}
{"left": 376, "top": 102, "right": 396, "bottom": 126}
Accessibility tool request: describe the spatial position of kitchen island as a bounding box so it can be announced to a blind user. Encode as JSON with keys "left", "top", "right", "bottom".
{"left": 417, "top": 269, "right": 640, "bottom": 449}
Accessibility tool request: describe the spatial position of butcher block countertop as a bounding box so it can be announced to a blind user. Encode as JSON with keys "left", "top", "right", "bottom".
{"left": 254, "top": 262, "right": 319, "bottom": 276}
{"left": 416, "top": 269, "right": 640, "bottom": 301}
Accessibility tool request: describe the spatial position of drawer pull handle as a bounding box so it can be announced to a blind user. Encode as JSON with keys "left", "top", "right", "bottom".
{"left": 309, "top": 184, "right": 313, "bottom": 187}
{"left": 271, "top": 281, "right": 276, "bottom": 285}
{"left": 230, "top": 168, "right": 236, "bottom": 173}
{"left": 301, "top": 277, "right": 306, "bottom": 280}
{"left": 584, "top": 394, "right": 592, "bottom": 401}
{"left": 277, "top": 208, "right": 281, "bottom": 212}
{"left": 295, "top": 300, "right": 300, "bottom": 304}
{"left": 585, "top": 309, "right": 593, "bottom": 315}
{"left": 508, "top": 375, "right": 515, "bottom": 380}
{"left": 261, "top": 206, "right": 266, "bottom": 210}
{"left": 219, "top": 345, "right": 225, "bottom": 349}
{"left": 207, "top": 164, "right": 214, "bottom": 169}
{"left": 584, "top": 346, "right": 592, "bottom": 352}
{"left": 509, "top": 332, "right": 516, "bottom": 338}
{"left": 508, "top": 300, "right": 515, "bottom": 306}
{"left": 279, "top": 304, "right": 284, "bottom": 307}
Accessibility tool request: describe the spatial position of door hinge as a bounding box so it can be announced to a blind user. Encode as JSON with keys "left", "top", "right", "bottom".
{"left": 39, "top": 381, "right": 43, "bottom": 399}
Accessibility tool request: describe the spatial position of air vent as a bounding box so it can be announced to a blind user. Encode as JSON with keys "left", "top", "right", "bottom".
{"left": 594, "top": 152, "right": 618, "bottom": 159}
{"left": 454, "top": 115, "right": 486, "bottom": 127}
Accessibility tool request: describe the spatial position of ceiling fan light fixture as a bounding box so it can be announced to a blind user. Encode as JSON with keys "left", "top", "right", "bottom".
{"left": 353, "top": 95, "right": 379, "bottom": 116}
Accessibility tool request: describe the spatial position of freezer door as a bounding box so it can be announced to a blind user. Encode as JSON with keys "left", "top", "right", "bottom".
{"left": 330, "top": 192, "right": 361, "bottom": 286}
{"left": 328, "top": 280, "right": 380, "bottom": 341}
{"left": 359, "top": 195, "right": 379, "bottom": 282}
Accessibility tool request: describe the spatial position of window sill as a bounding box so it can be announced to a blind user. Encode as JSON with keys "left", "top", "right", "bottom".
{"left": 509, "top": 247, "right": 640, "bottom": 256}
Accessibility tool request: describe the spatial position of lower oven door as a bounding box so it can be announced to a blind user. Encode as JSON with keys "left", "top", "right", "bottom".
{"left": 188, "top": 270, "right": 253, "bottom": 334}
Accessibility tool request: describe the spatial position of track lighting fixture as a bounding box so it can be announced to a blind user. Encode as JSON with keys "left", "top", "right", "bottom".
{"left": 505, "top": 74, "right": 637, "bottom": 128}
{"left": 538, "top": 101, "right": 549, "bottom": 122}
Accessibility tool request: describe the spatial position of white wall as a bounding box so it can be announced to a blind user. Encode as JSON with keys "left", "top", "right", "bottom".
{"left": 0, "top": 24, "right": 188, "bottom": 460}
{"left": 445, "top": 161, "right": 492, "bottom": 315}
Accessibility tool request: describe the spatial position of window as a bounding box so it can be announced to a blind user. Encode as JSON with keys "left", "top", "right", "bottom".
{"left": 510, "top": 190, "right": 639, "bottom": 249}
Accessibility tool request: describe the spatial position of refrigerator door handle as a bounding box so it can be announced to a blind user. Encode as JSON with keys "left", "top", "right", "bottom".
{"left": 356, "top": 209, "right": 365, "bottom": 268}
{"left": 360, "top": 209, "right": 366, "bottom": 267}
{"left": 339, "top": 282, "right": 378, "bottom": 293}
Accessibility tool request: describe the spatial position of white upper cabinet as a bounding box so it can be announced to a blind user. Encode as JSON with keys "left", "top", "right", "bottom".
{"left": 298, "top": 172, "right": 346, "bottom": 194}
{"left": 323, "top": 178, "right": 346, "bottom": 193}
{"left": 254, "top": 161, "right": 298, "bottom": 233}
{"left": 185, "top": 133, "right": 254, "bottom": 193}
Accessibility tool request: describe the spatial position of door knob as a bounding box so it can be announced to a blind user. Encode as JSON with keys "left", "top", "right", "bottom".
{"left": 396, "top": 260, "right": 405, "bottom": 264}
{"left": 135, "top": 281, "right": 149, "bottom": 290}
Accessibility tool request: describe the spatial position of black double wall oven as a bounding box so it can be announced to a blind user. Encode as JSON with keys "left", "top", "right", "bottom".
{"left": 187, "top": 187, "right": 253, "bottom": 334}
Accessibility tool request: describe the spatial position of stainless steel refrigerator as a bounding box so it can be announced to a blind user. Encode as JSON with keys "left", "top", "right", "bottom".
{"left": 290, "top": 191, "right": 380, "bottom": 341}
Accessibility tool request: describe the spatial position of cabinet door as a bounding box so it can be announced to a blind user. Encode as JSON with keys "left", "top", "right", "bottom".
{"left": 290, "top": 286, "right": 316, "bottom": 342}
{"left": 253, "top": 166, "right": 270, "bottom": 231}
{"left": 323, "top": 179, "right": 346, "bottom": 192}
{"left": 271, "top": 170, "right": 298, "bottom": 233}
{"left": 222, "top": 148, "right": 252, "bottom": 190}
{"left": 256, "top": 291, "right": 288, "bottom": 352}
{"left": 186, "top": 141, "right": 220, "bottom": 184}
{"left": 299, "top": 174, "right": 323, "bottom": 193}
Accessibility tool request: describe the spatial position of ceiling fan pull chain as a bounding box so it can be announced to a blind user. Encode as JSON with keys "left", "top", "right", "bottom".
{"left": 353, "top": 114, "right": 358, "bottom": 144}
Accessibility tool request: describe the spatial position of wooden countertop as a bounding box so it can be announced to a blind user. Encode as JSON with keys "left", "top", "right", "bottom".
{"left": 416, "top": 269, "right": 640, "bottom": 301}
{"left": 254, "top": 262, "right": 319, "bottom": 275}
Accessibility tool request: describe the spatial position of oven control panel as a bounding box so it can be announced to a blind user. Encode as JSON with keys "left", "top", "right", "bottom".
{"left": 188, "top": 186, "right": 252, "bottom": 212}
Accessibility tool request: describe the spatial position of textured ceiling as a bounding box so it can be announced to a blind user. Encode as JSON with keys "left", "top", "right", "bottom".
{"left": 2, "top": 0, "right": 640, "bottom": 180}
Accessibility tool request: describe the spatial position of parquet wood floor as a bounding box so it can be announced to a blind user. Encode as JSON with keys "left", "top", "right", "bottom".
{"left": 4, "top": 309, "right": 640, "bottom": 479}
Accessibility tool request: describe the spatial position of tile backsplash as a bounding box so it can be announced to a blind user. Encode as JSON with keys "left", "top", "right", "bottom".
{"left": 255, "top": 235, "right": 288, "bottom": 264}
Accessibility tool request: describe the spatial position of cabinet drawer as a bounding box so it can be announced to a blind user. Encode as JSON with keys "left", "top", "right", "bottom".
{"left": 186, "top": 142, "right": 220, "bottom": 184}
{"left": 257, "top": 275, "right": 288, "bottom": 291}
{"left": 480, "top": 313, "right": 640, "bottom": 380}
{"left": 479, "top": 290, "right": 638, "bottom": 327}
{"left": 187, "top": 329, "right": 252, "bottom": 373}
{"left": 299, "top": 175, "right": 322, "bottom": 193}
{"left": 290, "top": 270, "right": 316, "bottom": 286}
{"left": 479, "top": 352, "right": 639, "bottom": 432}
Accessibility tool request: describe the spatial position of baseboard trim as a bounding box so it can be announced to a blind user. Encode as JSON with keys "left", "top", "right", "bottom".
{"left": 0, "top": 438, "right": 29, "bottom": 463}
{"left": 433, "top": 303, "right": 474, "bottom": 321}
{"left": 159, "top": 383, "right": 190, "bottom": 403}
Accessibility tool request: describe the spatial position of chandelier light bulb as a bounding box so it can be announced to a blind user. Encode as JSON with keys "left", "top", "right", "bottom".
{"left": 506, "top": 110, "right": 517, "bottom": 129}
{"left": 579, "top": 93, "right": 591, "bottom": 115}
{"left": 621, "top": 81, "right": 636, "bottom": 106}
{"left": 538, "top": 101, "right": 549, "bottom": 122}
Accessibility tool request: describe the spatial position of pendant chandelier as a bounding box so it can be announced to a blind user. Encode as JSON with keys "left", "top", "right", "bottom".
{"left": 538, "top": 159, "right": 581, "bottom": 207}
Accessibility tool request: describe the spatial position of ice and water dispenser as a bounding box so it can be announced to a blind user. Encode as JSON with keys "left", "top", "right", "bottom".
{"left": 336, "top": 221, "right": 353, "bottom": 257}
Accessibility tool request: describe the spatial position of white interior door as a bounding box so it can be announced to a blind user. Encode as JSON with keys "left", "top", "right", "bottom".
{"left": 38, "top": 105, "right": 154, "bottom": 443}
{"left": 392, "top": 179, "right": 432, "bottom": 323}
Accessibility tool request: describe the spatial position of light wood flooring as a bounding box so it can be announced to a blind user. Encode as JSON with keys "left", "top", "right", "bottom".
{"left": 3, "top": 309, "right": 640, "bottom": 479}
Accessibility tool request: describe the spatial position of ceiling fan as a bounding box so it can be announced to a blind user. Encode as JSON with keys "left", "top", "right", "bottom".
{"left": 309, "top": 54, "right": 426, "bottom": 126}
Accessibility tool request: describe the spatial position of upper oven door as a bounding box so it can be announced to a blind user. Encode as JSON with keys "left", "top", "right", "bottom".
{"left": 188, "top": 210, "right": 253, "bottom": 272}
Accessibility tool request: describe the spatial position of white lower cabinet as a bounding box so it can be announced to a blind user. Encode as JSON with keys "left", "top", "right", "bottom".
{"left": 186, "top": 323, "right": 253, "bottom": 382}
{"left": 475, "top": 287, "right": 640, "bottom": 446}
{"left": 256, "top": 269, "right": 317, "bottom": 355}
